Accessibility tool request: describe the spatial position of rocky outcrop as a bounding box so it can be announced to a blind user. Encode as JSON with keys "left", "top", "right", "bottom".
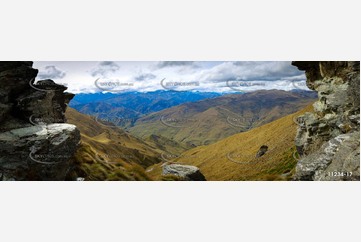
{"left": 292, "top": 61, "right": 360, "bottom": 181}
{"left": 0, "top": 61, "right": 80, "bottom": 181}
{"left": 162, "top": 164, "right": 206, "bottom": 181}
{"left": 0, "top": 124, "right": 80, "bottom": 181}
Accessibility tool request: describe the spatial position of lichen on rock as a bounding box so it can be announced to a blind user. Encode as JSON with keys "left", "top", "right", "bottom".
{"left": 292, "top": 61, "right": 360, "bottom": 181}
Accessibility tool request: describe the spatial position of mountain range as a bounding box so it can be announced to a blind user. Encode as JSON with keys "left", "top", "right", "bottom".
{"left": 64, "top": 89, "right": 317, "bottom": 181}
{"left": 1, "top": 61, "right": 357, "bottom": 182}
{"left": 129, "top": 89, "right": 317, "bottom": 148}
{"left": 70, "top": 90, "right": 222, "bottom": 127}
{"left": 65, "top": 103, "right": 314, "bottom": 181}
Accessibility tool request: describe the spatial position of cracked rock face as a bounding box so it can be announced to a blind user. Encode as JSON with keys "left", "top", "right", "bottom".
{"left": 163, "top": 164, "right": 206, "bottom": 181}
{"left": 292, "top": 61, "right": 360, "bottom": 181}
{"left": 0, "top": 124, "right": 80, "bottom": 180}
{"left": 0, "top": 61, "right": 80, "bottom": 181}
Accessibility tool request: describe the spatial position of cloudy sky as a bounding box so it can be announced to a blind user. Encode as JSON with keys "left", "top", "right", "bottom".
{"left": 33, "top": 61, "right": 308, "bottom": 93}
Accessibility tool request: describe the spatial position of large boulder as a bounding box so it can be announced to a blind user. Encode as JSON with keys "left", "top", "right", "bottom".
{"left": 162, "top": 164, "right": 206, "bottom": 181}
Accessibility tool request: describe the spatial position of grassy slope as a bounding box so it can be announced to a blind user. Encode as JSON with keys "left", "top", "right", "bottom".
{"left": 148, "top": 104, "right": 314, "bottom": 181}
{"left": 65, "top": 108, "right": 162, "bottom": 181}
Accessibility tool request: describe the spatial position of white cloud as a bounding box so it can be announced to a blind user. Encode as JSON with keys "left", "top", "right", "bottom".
{"left": 156, "top": 61, "right": 196, "bottom": 68}
{"left": 90, "top": 61, "right": 120, "bottom": 77}
{"left": 33, "top": 61, "right": 308, "bottom": 93}
{"left": 37, "top": 65, "right": 66, "bottom": 79}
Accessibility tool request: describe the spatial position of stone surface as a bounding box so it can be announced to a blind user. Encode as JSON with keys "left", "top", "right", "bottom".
{"left": 0, "top": 61, "right": 80, "bottom": 181}
{"left": 292, "top": 61, "right": 360, "bottom": 181}
{"left": 294, "top": 131, "right": 359, "bottom": 181}
{"left": 162, "top": 164, "right": 206, "bottom": 181}
{"left": 0, "top": 124, "right": 80, "bottom": 180}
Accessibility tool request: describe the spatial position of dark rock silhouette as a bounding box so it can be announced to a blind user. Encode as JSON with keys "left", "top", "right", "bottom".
{"left": 0, "top": 61, "right": 80, "bottom": 181}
